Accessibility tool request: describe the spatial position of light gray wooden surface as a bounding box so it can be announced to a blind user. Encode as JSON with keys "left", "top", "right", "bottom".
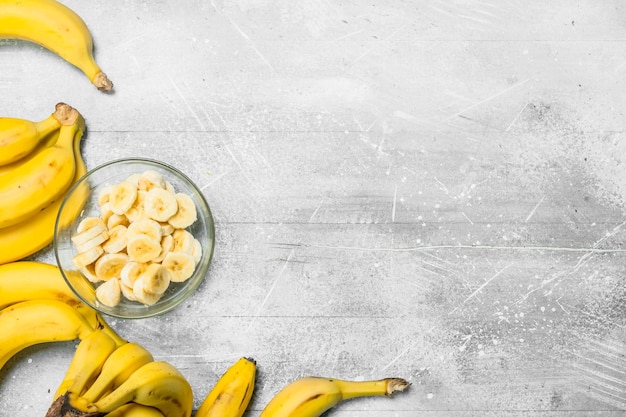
{"left": 1, "top": 1, "right": 626, "bottom": 415}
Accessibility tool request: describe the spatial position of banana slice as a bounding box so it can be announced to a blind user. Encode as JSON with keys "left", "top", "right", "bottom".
{"left": 153, "top": 234, "right": 174, "bottom": 263}
{"left": 99, "top": 202, "right": 115, "bottom": 225}
{"left": 167, "top": 193, "right": 197, "bottom": 229}
{"left": 126, "top": 173, "right": 141, "bottom": 187}
{"left": 127, "top": 234, "right": 162, "bottom": 263}
{"left": 109, "top": 181, "right": 138, "bottom": 215}
{"left": 106, "top": 213, "right": 129, "bottom": 230}
{"left": 94, "top": 253, "right": 130, "bottom": 281}
{"left": 75, "top": 230, "right": 109, "bottom": 253}
{"left": 97, "top": 184, "right": 114, "bottom": 206}
{"left": 191, "top": 238, "right": 202, "bottom": 265}
{"left": 120, "top": 281, "right": 138, "bottom": 302}
{"left": 96, "top": 278, "right": 122, "bottom": 307}
{"left": 79, "top": 263, "right": 100, "bottom": 283}
{"left": 137, "top": 170, "right": 165, "bottom": 191}
{"left": 160, "top": 222, "right": 175, "bottom": 236}
{"left": 144, "top": 187, "right": 178, "bottom": 222}
{"left": 120, "top": 261, "right": 147, "bottom": 289}
{"left": 72, "top": 220, "right": 107, "bottom": 246}
{"left": 139, "top": 263, "right": 171, "bottom": 294}
{"left": 172, "top": 229, "right": 195, "bottom": 254}
{"left": 77, "top": 216, "right": 105, "bottom": 233}
{"left": 161, "top": 251, "right": 196, "bottom": 283}
{"left": 127, "top": 218, "right": 162, "bottom": 242}
{"left": 102, "top": 224, "right": 128, "bottom": 254}
{"left": 125, "top": 190, "right": 148, "bottom": 222}
{"left": 165, "top": 181, "right": 176, "bottom": 194}
{"left": 72, "top": 245, "right": 104, "bottom": 269}
{"left": 132, "top": 276, "right": 163, "bottom": 305}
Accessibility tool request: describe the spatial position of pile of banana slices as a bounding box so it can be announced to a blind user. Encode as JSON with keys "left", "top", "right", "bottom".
{"left": 71, "top": 170, "right": 202, "bottom": 307}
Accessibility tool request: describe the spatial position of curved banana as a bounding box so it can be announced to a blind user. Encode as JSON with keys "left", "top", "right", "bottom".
{"left": 86, "top": 361, "right": 193, "bottom": 417}
{"left": 0, "top": 299, "right": 95, "bottom": 370}
{"left": 0, "top": 104, "right": 81, "bottom": 228}
{"left": 80, "top": 341, "right": 155, "bottom": 403}
{"left": 0, "top": 0, "right": 113, "bottom": 91}
{"left": 258, "top": 376, "right": 410, "bottom": 417}
{"left": 53, "top": 329, "right": 119, "bottom": 401}
{"left": 104, "top": 403, "right": 166, "bottom": 417}
{"left": 195, "top": 357, "right": 256, "bottom": 417}
{"left": 0, "top": 261, "right": 126, "bottom": 347}
{"left": 0, "top": 102, "right": 73, "bottom": 165}
{"left": 0, "top": 110, "right": 86, "bottom": 264}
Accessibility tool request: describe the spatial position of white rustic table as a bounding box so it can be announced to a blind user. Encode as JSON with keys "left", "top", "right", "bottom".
{"left": 1, "top": 1, "right": 625, "bottom": 416}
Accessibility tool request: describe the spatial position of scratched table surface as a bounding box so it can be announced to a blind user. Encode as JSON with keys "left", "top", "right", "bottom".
{"left": 1, "top": 0, "right": 626, "bottom": 416}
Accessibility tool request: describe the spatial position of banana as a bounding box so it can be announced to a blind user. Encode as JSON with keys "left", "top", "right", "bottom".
{"left": 95, "top": 253, "right": 130, "bottom": 281}
{"left": 258, "top": 376, "right": 410, "bottom": 417}
{"left": 137, "top": 263, "right": 171, "bottom": 295}
{"left": 167, "top": 193, "right": 197, "bottom": 229}
{"left": 104, "top": 403, "right": 166, "bottom": 417}
{"left": 110, "top": 181, "right": 139, "bottom": 215}
{"left": 0, "top": 299, "right": 95, "bottom": 370}
{"left": 0, "top": 0, "right": 113, "bottom": 91}
{"left": 161, "top": 252, "right": 195, "bottom": 283}
{"left": 80, "top": 341, "right": 154, "bottom": 404}
{"left": 153, "top": 235, "right": 174, "bottom": 263}
{"left": 96, "top": 277, "right": 122, "bottom": 307}
{"left": 103, "top": 224, "right": 129, "bottom": 254}
{"left": 137, "top": 170, "right": 166, "bottom": 191}
{"left": 144, "top": 188, "right": 178, "bottom": 222}
{"left": 127, "top": 219, "right": 163, "bottom": 243}
{"left": 0, "top": 102, "right": 74, "bottom": 165}
{"left": 86, "top": 361, "right": 193, "bottom": 417}
{"left": 0, "top": 261, "right": 127, "bottom": 346}
{"left": 195, "top": 357, "right": 256, "bottom": 417}
{"left": 53, "top": 329, "right": 119, "bottom": 401}
{"left": 0, "top": 107, "right": 86, "bottom": 264}
{"left": 0, "top": 103, "right": 82, "bottom": 228}
{"left": 127, "top": 234, "right": 163, "bottom": 263}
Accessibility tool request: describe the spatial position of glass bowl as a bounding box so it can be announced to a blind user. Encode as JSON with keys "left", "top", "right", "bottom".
{"left": 54, "top": 158, "right": 215, "bottom": 319}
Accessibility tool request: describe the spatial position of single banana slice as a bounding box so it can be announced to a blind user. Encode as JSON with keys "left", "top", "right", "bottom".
{"left": 162, "top": 251, "right": 196, "bottom": 283}
{"left": 75, "top": 231, "right": 109, "bottom": 253}
{"left": 120, "top": 281, "right": 138, "bottom": 301}
{"left": 111, "top": 214, "right": 131, "bottom": 230}
{"left": 137, "top": 170, "right": 166, "bottom": 191}
{"left": 72, "top": 221, "right": 108, "bottom": 247}
{"left": 99, "top": 202, "right": 115, "bottom": 225}
{"left": 144, "top": 187, "right": 178, "bottom": 222}
{"left": 126, "top": 173, "right": 141, "bottom": 187}
{"left": 125, "top": 190, "right": 148, "bottom": 222}
{"left": 165, "top": 180, "right": 176, "bottom": 194}
{"left": 72, "top": 245, "right": 104, "bottom": 269}
{"left": 96, "top": 278, "right": 122, "bottom": 307}
{"left": 172, "top": 229, "right": 195, "bottom": 254}
{"left": 132, "top": 276, "right": 163, "bottom": 305}
{"left": 109, "top": 181, "right": 138, "bottom": 215}
{"left": 191, "top": 238, "right": 202, "bottom": 265}
{"left": 153, "top": 234, "right": 174, "bottom": 263}
{"left": 77, "top": 216, "right": 105, "bottom": 233}
{"left": 127, "top": 234, "right": 162, "bottom": 263}
{"left": 102, "top": 224, "right": 128, "bottom": 254}
{"left": 120, "top": 261, "right": 147, "bottom": 288}
{"left": 97, "top": 184, "right": 114, "bottom": 206}
{"left": 127, "top": 218, "right": 162, "bottom": 242}
{"left": 139, "top": 263, "right": 171, "bottom": 294}
{"left": 95, "top": 253, "right": 130, "bottom": 281}
{"left": 160, "top": 222, "right": 175, "bottom": 236}
{"left": 79, "top": 263, "right": 101, "bottom": 283}
{"left": 167, "top": 193, "right": 197, "bottom": 229}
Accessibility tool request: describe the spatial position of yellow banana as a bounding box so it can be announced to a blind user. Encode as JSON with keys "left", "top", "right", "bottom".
{"left": 104, "top": 403, "right": 166, "bottom": 417}
{"left": 0, "top": 102, "right": 73, "bottom": 165}
{"left": 0, "top": 0, "right": 113, "bottom": 91}
{"left": 0, "top": 298, "right": 95, "bottom": 370}
{"left": 258, "top": 376, "right": 410, "bottom": 417}
{"left": 0, "top": 109, "right": 86, "bottom": 264}
{"left": 195, "top": 357, "right": 256, "bottom": 417}
{"left": 0, "top": 104, "right": 81, "bottom": 228}
{"left": 0, "top": 261, "right": 126, "bottom": 347}
{"left": 53, "top": 329, "right": 119, "bottom": 401}
{"left": 86, "top": 361, "right": 193, "bottom": 417}
{"left": 80, "top": 341, "right": 155, "bottom": 404}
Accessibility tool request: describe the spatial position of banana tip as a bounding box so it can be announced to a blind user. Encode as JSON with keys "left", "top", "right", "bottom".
{"left": 94, "top": 72, "right": 113, "bottom": 92}
{"left": 387, "top": 378, "right": 411, "bottom": 396}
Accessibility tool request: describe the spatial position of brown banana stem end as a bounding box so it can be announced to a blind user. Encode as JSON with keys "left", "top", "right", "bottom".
{"left": 386, "top": 378, "right": 411, "bottom": 397}
{"left": 45, "top": 393, "right": 101, "bottom": 417}
{"left": 93, "top": 72, "right": 113, "bottom": 92}
{"left": 53, "top": 103, "right": 79, "bottom": 126}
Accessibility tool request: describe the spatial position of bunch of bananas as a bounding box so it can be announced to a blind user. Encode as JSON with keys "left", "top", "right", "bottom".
{"left": 0, "top": 103, "right": 88, "bottom": 265}
{"left": 0, "top": 0, "right": 113, "bottom": 91}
